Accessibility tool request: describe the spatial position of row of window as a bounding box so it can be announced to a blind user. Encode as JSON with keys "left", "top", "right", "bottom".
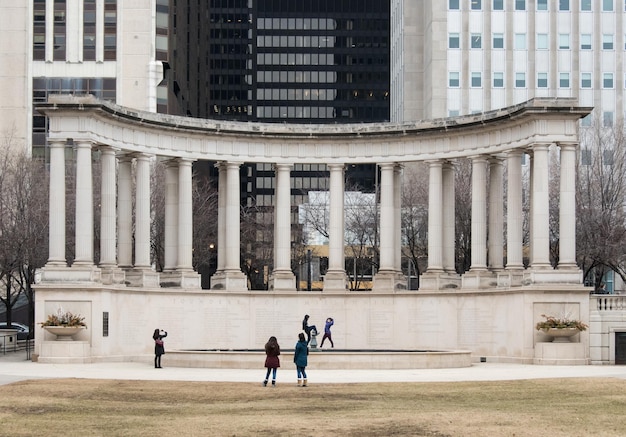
{"left": 449, "top": 71, "right": 623, "bottom": 89}
{"left": 450, "top": 33, "right": 625, "bottom": 51}
{"left": 451, "top": 0, "right": 622, "bottom": 12}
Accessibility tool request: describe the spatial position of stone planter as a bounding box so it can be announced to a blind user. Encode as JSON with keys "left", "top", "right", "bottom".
{"left": 542, "top": 327, "right": 580, "bottom": 343}
{"left": 43, "top": 326, "right": 86, "bottom": 341}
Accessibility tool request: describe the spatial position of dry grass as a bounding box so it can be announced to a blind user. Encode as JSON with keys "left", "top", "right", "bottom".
{"left": 0, "top": 377, "right": 625, "bottom": 436}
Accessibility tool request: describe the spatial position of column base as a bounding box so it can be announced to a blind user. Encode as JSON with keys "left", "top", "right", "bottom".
{"left": 39, "top": 264, "right": 101, "bottom": 283}
{"left": 523, "top": 268, "right": 583, "bottom": 285}
{"left": 210, "top": 270, "right": 248, "bottom": 291}
{"left": 372, "top": 270, "right": 407, "bottom": 292}
{"left": 461, "top": 270, "right": 496, "bottom": 289}
{"left": 322, "top": 270, "right": 348, "bottom": 293}
{"left": 160, "top": 270, "right": 201, "bottom": 289}
{"left": 268, "top": 270, "right": 296, "bottom": 291}
{"left": 100, "top": 266, "right": 126, "bottom": 285}
{"left": 497, "top": 270, "right": 525, "bottom": 287}
{"left": 420, "top": 272, "right": 461, "bottom": 290}
{"left": 125, "top": 268, "right": 160, "bottom": 287}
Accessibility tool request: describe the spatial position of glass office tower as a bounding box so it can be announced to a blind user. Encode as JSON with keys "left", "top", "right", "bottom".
{"left": 170, "top": 0, "right": 390, "bottom": 123}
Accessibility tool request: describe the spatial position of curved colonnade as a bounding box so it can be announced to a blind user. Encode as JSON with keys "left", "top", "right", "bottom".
{"left": 33, "top": 95, "right": 592, "bottom": 365}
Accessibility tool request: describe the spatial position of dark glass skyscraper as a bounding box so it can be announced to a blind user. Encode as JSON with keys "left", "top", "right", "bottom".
{"left": 170, "top": 0, "right": 390, "bottom": 123}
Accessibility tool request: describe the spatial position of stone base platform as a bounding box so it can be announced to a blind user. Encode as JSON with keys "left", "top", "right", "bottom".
{"left": 166, "top": 349, "right": 472, "bottom": 370}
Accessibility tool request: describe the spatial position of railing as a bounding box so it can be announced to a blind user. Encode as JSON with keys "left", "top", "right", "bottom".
{"left": 591, "top": 294, "right": 626, "bottom": 311}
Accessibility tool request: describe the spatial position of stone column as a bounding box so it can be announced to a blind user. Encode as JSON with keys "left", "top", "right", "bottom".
{"left": 125, "top": 153, "right": 160, "bottom": 287}
{"left": 426, "top": 160, "right": 444, "bottom": 273}
{"left": 378, "top": 163, "right": 395, "bottom": 272}
{"left": 558, "top": 143, "right": 578, "bottom": 269}
{"left": 470, "top": 156, "right": 488, "bottom": 271}
{"left": 211, "top": 162, "right": 247, "bottom": 290}
{"left": 505, "top": 150, "right": 524, "bottom": 270}
{"left": 117, "top": 156, "right": 133, "bottom": 268}
{"left": 442, "top": 161, "right": 456, "bottom": 273}
{"left": 99, "top": 146, "right": 117, "bottom": 267}
{"left": 47, "top": 141, "right": 66, "bottom": 266}
{"left": 164, "top": 160, "right": 179, "bottom": 271}
{"left": 373, "top": 163, "right": 403, "bottom": 291}
{"left": 531, "top": 144, "right": 551, "bottom": 269}
{"left": 270, "top": 163, "right": 296, "bottom": 290}
{"left": 394, "top": 164, "right": 403, "bottom": 272}
{"left": 488, "top": 156, "right": 504, "bottom": 270}
{"left": 177, "top": 158, "right": 194, "bottom": 271}
{"left": 324, "top": 164, "right": 348, "bottom": 291}
{"left": 215, "top": 162, "right": 226, "bottom": 273}
{"left": 134, "top": 153, "right": 151, "bottom": 269}
{"left": 74, "top": 141, "right": 94, "bottom": 266}
{"left": 99, "top": 146, "right": 124, "bottom": 284}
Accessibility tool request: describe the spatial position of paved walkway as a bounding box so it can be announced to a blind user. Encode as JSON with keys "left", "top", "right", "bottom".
{"left": 1, "top": 349, "right": 626, "bottom": 386}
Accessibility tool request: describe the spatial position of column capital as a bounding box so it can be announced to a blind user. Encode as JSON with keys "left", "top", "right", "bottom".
{"left": 470, "top": 154, "right": 490, "bottom": 163}
{"left": 530, "top": 142, "right": 552, "bottom": 152}
{"left": 506, "top": 148, "right": 525, "bottom": 158}
{"left": 558, "top": 142, "right": 578, "bottom": 151}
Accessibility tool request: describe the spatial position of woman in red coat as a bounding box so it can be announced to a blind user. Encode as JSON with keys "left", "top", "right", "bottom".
{"left": 263, "top": 336, "right": 281, "bottom": 386}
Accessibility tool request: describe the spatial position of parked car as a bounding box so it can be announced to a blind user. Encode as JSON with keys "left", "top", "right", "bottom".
{"left": 0, "top": 322, "right": 30, "bottom": 340}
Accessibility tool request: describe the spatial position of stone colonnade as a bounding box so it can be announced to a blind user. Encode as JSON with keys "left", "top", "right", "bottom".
{"left": 43, "top": 140, "right": 580, "bottom": 292}
{"left": 38, "top": 96, "right": 589, "bottom": 292}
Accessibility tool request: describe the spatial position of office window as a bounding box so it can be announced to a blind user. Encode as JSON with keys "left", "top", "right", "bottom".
{"left": 449, "top": 0, "right": 459, "bottom": 9}
{"left": 559, "top": 72, "right": 570, "bottom": 88}
{"left": 493, "top": 33, "right": 504, "bottom": 48}
{"left": 449, "top": 72, "right": 460, "bottom": 87}
{"left": 471, "top": 0, "right": 481, "bottom": 10}
{"left": 581, "top": 0, "right": 592, "bottom": 10}
{"left": 471, "top": 72, "right": 482, "bottom": 87}
{"left": 449, "top": 33, "right": 460, "bottom": 48}
{"left": 603, "top": 73, "right": 614, "bottom": 88}
{"left": 580, "top": 34, "right": 592, "bottom": 50}
{"left": 515, "top": 33, "right": 526, "bottom": 49}
{"left": 537, "top": 72, "right": 548, "bottom": 88}
{"left": 471, "top": 33, "right": 482, "bottom": 48}
{"left": 581, "top": 72, "right": 592, "bottom": 88}
{"left": 559, "top": 0, "right": 569, "bottom": 10}
{"left": 449, "top": 110, "right": 460, "bottom": 117}
{"left": 603, "top": 0, "right": 613, "bottom": 11}
{"left": 493, "top": 0, "right": 504, "bottom": 10}
{"left": 493, "top": 72, "right": 504, "bottom": 87}
{"left": 515, "top": 72, "right": 526, "bottom": 87}
{"left": 537, "top": 34, "right": 548, "bottom": 49}
{"left": 604, "top": 111, "right": 614, "bottom": 127}
{"left": 537, "top": 0, "right": 548, "bottom": 10}
{"left": 515, "top": 0, "right": 525, "bottom": 10}
{"left": 581, "top": 115, "right": 592, "bottom": 127}
{"left": 559, "top": 34, "right": 570, "bottom": 49}
{"left": 603, "top": 34, "right": 614, "bottom": 49}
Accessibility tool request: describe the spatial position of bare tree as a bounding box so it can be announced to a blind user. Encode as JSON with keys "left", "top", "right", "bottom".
{"left": 576, "top": 118, "right": 626, "bottom": 289}
{"left": 455, "top": 158, "right": 472, "bottom": 273}
{"left": 401, "top": 163, "right": 429, "bottom": 287}
{"left": 0, "top": 135, "right": 48, "bottom": 334}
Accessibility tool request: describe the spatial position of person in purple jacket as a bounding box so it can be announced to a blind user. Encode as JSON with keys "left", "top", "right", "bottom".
{"left": 319, "top": 317, "right": 334, "bottom": 348}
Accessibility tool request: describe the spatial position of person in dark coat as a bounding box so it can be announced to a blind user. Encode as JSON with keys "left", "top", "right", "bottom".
{"left": 153, "top": 328, "right": 167, "bottom": 368}
{"left": 302, "top": 314, "right": 317, "bottom": 345}
{"left": 319, "top": 317, "right": 334, "bottom": 348}
{"left": 293, "top": 332, "right": 309, "bottom": 386}
{"left": 263, "top": 336, "right": 281, "bottom": 387}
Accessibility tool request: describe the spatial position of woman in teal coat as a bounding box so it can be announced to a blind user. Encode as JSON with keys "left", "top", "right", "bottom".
{"left": 293, "top": 332, "right": 309, "bottom": 386}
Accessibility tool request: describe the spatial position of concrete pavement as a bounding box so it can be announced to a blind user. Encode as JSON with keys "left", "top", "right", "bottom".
{"left": 1, "top": 349, "right": 626, "bottom": 386}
